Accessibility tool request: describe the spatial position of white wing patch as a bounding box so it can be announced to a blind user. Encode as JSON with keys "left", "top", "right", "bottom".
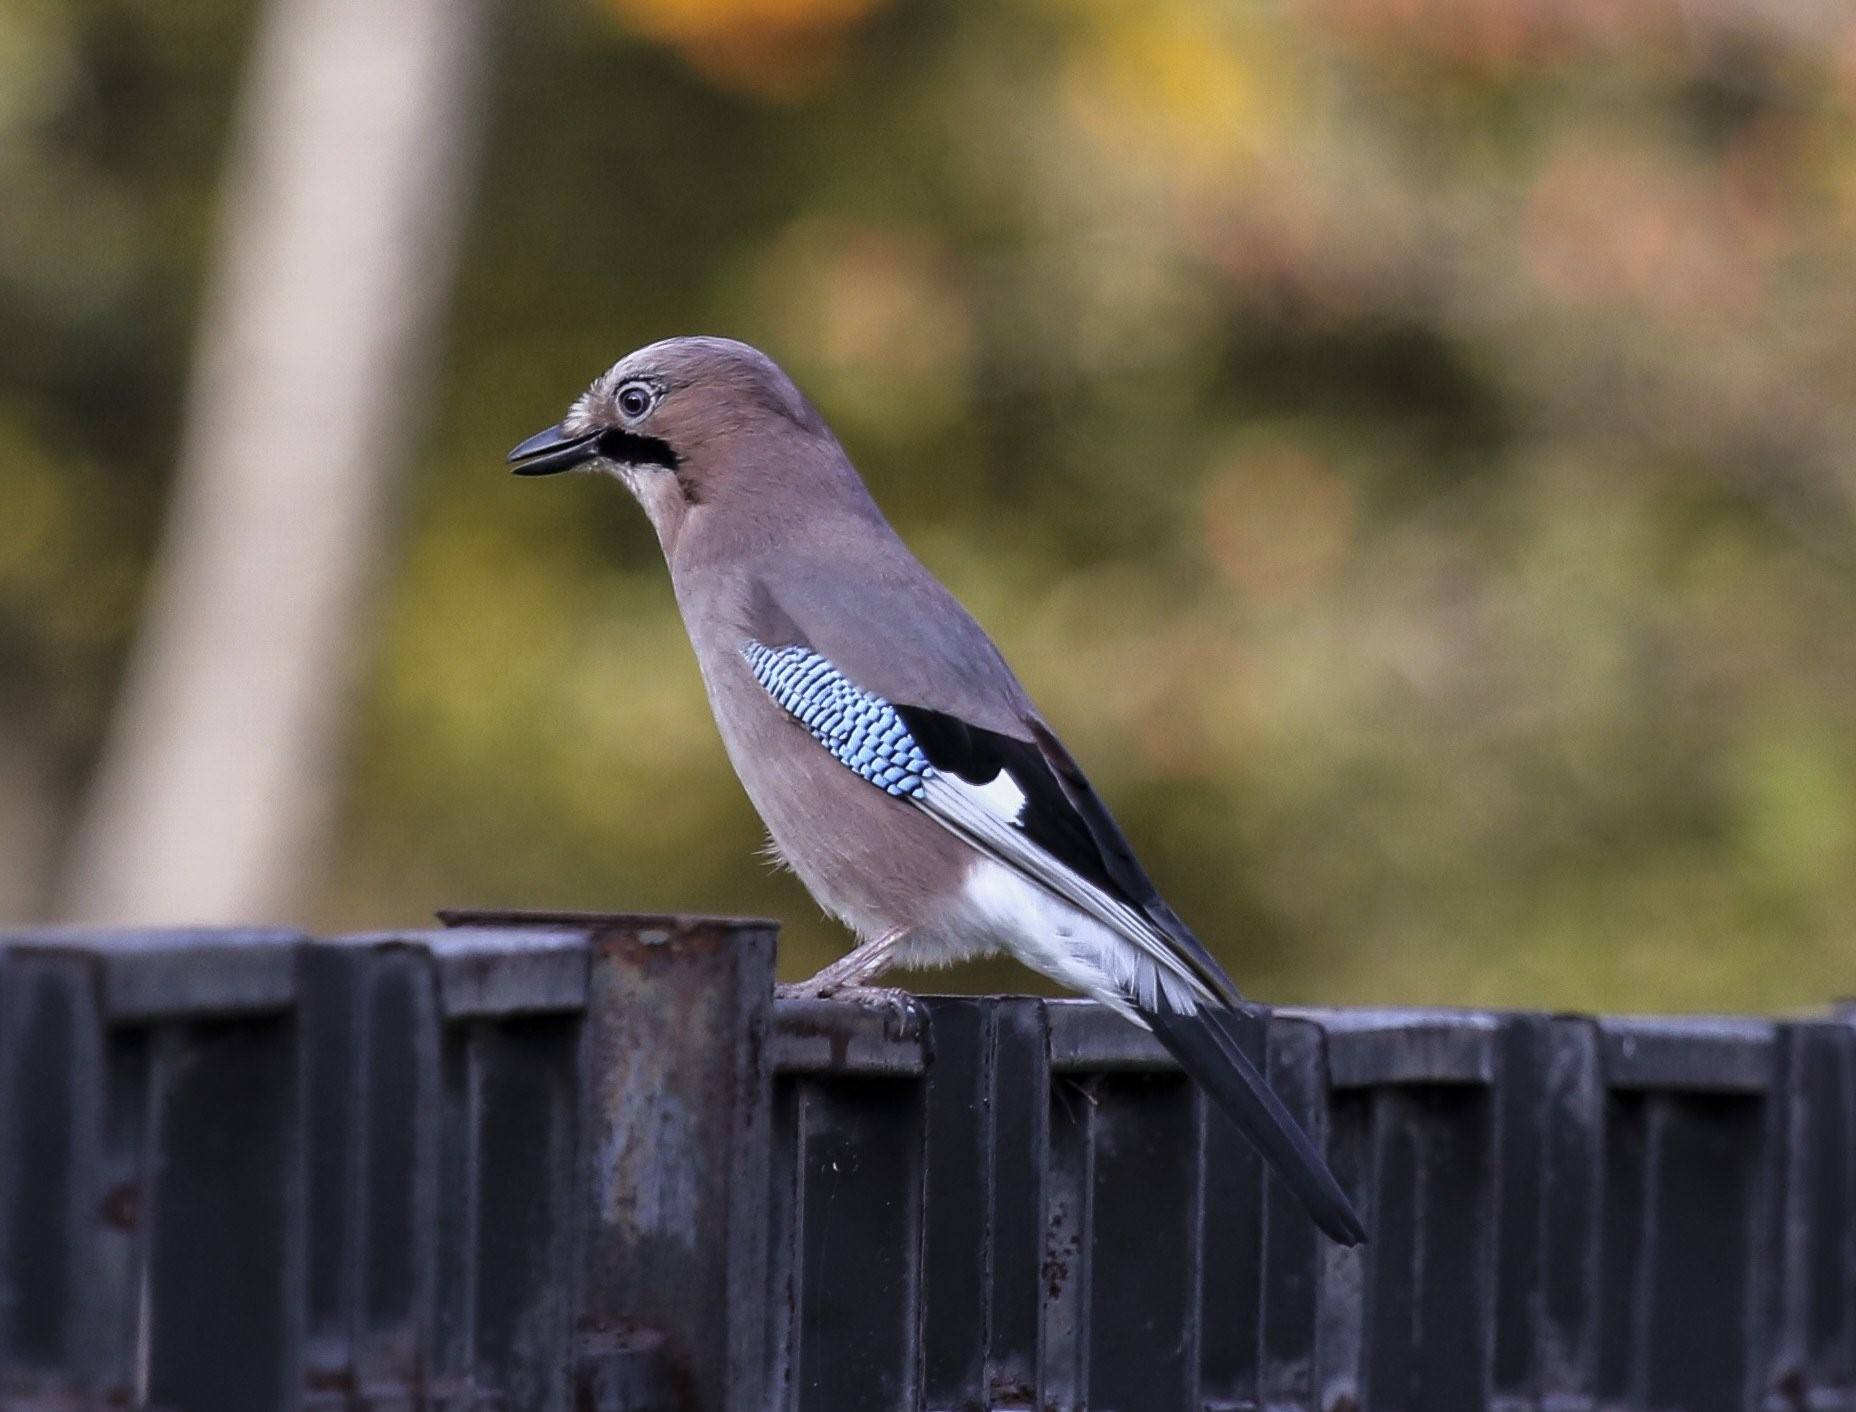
{"left": 963, "top": 769, "right": 1027, "bottom": 823}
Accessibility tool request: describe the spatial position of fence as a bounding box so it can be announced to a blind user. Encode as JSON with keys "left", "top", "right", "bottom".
{"left": 0, "top": 911, "right": 1849, "bottom": 1411}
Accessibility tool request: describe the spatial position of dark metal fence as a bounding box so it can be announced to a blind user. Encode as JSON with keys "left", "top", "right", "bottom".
{"left": 0, "top": 912, "right": 1849, "bottom": 1412}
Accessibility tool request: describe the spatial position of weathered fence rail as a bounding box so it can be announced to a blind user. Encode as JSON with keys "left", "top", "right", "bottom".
{"left": 0, "top": 912, "right": 1849, "bottom": 1411}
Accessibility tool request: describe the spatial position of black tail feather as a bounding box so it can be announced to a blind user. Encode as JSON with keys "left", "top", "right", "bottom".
{"left": 1146, "top": 1003, "right": 1367, "bottom": 1246}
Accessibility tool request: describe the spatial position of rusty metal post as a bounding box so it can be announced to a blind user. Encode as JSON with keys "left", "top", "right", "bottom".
{"left": 582, "top": 914, "right": 777, "bottom": 1411}
{"left": 445, "top": 910, "right": 778, "bottom": 1411}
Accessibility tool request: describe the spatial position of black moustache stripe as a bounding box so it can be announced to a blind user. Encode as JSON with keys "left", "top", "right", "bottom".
{"left": 596, "top": 427, "right": 680, "bottom": 471}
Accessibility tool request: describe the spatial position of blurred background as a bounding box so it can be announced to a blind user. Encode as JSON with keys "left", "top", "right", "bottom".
{"left": 2, "top": 0, "right": 1854, "bottom": 1010}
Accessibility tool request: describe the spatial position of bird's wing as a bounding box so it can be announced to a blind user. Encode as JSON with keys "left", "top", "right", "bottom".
{"left": 743, "top": 561, "right": 1368, "bottom": 1246}
{"left": 742, "top": 558, "right": 1237, "bottom": 1009}
{"left": 743, "top": 551, "right": 1034, "bottom": 736}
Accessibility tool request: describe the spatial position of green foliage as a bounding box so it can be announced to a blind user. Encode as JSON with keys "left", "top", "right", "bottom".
{"left": 7, "top": 0, "right": 1856, "bottom": 1007}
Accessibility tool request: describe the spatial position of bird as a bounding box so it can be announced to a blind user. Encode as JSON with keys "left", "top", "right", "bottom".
{"left": 509, "top": 335, "right": 1366, "bottom": 1246}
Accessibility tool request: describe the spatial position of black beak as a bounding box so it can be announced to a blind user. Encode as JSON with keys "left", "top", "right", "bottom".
{"left": 508, "top": 423, "right": 601, "bottom": 476}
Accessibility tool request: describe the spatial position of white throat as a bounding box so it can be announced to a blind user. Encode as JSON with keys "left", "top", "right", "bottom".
{"left": 607, "top": 463, "right": 688, "bottom": 552}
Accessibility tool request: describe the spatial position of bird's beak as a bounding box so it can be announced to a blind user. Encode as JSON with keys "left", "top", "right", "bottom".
{"left": 507, "top": 423, "right": 601, "bottom": 476}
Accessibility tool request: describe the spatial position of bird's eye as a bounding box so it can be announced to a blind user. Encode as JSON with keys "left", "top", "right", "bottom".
{"left": 616, "top": 382, "right": 654, "bottom": 420}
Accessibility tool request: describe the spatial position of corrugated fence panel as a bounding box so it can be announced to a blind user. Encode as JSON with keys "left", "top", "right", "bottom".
{"left": 770, "top": 999, "right": 1855, "bottom": 1412}
{"left": 1260, "top": 1015, "right": 1330, "bottom": 1412}
{"left": 144, "top": 1011, "right": 300, "bottom": 1410}
{"left": 0, "top": 948, "right": 105, "bottom": 1407}
{"left": 0, "top": 919, "right": 1851, "bottom": 1411}
{"left": 1196, "top": 1013, "right": 1265, "bottom": 1412}
{"left": 986, "top": 998, "right": 1050, "bottom": 1407}
{"left": 435, "top": 924, "right": 590, "bottom": 1412}
{"left": 793, "top": 1073, "right": 926, "bottom": 1412}
{"left": 299, "top": 936, "right": 447, "bottom": 1407}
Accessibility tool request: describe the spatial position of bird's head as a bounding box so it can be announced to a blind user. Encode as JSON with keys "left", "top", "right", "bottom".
{"left": 508, "top": 336, "right": 849, "bottom": 550}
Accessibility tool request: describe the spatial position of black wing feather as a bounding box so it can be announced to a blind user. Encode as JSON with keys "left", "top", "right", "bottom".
{"left": 1147, "top": 1003, "right": 1367, "bottom": 1246}
{"left": 1024, "top": 718, "right": 1242, "bottom": 1007}
{"left": 895, "top": 705, "right": 1124, "bottom": 899}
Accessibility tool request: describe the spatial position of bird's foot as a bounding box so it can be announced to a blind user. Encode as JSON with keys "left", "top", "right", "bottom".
{"left": 775, "top": 978, "right": 910, "bottom": 1004}
{"left": 775, "top": 981, "right": 922, "bottom": 1034}
{"left": 835, "top": 985, "right": 923, "bottom": 1036}
{"left": 833, "top": 982, "right": 916, "bottom": 1008}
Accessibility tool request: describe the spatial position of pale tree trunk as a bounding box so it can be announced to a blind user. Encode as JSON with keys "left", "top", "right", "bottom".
{"left": 62, "top": 0, "right": 495, "bottom": 924}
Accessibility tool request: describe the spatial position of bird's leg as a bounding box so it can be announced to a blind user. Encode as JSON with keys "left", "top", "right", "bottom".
{"left": 778, "top": 926, "right": 911, "bottom": 998}
{"left": 776, "top": 929, "right": 921, "bottom": 1034}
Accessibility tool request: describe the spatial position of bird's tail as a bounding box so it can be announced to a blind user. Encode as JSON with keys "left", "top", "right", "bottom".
{"left": 1145, "top": 1002, "right": 1367, "bottom": 1246}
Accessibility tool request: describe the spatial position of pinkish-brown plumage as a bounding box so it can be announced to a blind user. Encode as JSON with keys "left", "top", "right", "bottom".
{"left": 509, "top": 335, "right": 1366, "bottom": 1245}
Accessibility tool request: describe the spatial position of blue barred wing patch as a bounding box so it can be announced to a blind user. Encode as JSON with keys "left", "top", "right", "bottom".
{"left": 742, "top": 641, "right": 933, "bottom": 798}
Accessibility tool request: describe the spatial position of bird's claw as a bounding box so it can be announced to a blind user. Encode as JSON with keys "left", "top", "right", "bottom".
{"left": 833, "top": 982, "right": 916, "bottom": 1008}
{"left": 775, "top": 979, "right": 833, "bottom": 1001}
{"left": 775, "top": 981, "right": 922, "bottom": 1035}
